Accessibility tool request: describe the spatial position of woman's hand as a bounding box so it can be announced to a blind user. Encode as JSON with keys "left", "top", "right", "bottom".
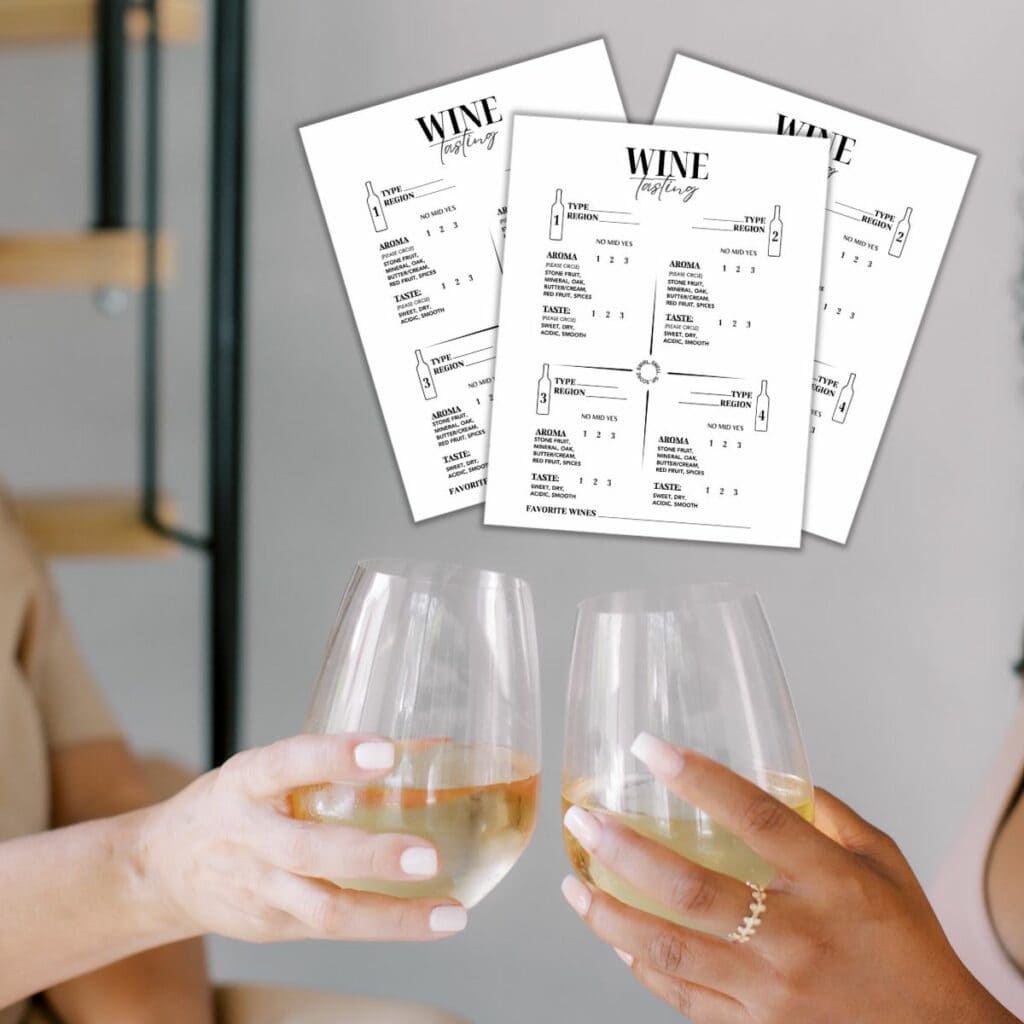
{"left": 138, "top": 734, "right": 467, "bottom": 944}
{"left": 560, "top": 733, "right": 1018, "bottom": 1024}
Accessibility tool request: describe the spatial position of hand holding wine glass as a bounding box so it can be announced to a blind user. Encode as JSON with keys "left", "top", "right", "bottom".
{"left": 290, "top": 560, "right": 541, "bottom": 911}
{"left": 562, "top": 737, "right": 1017, "bottom": 1023}
{"left": 558, "top": 584, "right": 1018, "bottom": 1023}
{"left": 142, "top": 732, "right": 468, "bottom": 943}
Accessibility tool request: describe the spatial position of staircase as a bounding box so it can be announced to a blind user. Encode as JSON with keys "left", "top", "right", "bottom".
{"left": 0, "top": 0, "right": 200, "bottom": 45}
{"left": 2, "top": 0, "right": 198, "bottom": 557}
{"left": 4, "top": 0, "right": 247, "bottom": 766}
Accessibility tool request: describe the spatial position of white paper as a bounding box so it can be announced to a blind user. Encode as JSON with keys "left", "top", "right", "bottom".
{"left": 484, "top": 116, "right": 828, "bottom": 547}
{"left": 300, "top": 42, "right": 625, "bottom": 521}
{"left": 656, "top": 55, "right": 976, "bottom": 543}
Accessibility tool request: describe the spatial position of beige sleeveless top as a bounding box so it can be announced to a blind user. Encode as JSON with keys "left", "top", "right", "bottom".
{"left": 0, "top": 488, "right": 121, "bottom": 1024}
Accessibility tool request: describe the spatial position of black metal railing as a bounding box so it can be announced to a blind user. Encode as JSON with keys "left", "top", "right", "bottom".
{"left": 95, "top": 0, "right": 248, "bottom": 767}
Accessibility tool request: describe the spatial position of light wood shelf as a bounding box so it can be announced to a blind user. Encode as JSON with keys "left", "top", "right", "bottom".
{"left": 0, "top": 0, "right": 201, "bottom": 46}
{"left": 15, "top": 491, "right": 180, "bottom": 558}
{"left": 0, "top": 229, "right": 175, "bottom": 289}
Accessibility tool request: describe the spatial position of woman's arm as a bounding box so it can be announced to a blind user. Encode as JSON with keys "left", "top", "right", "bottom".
{"left": 0, "top": 733, "right": 467, "bottom": 1009}
{"left": 41, "top": 740, "right": 214, "bottom": 1024}
{"left": 0, "top": 807, "right": 184, "bottom": 1008}
{"left": 561, "top": 734, "right": 1021, "bottom": 1024}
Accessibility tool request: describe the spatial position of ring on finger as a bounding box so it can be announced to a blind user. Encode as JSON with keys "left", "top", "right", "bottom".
{"left": 726, "top": 882, "right": 767, "bottom": 945}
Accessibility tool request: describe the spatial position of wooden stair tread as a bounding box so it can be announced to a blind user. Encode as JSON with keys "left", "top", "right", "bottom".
{"left": 15, "top": 491, "right": 180, "bottom": 558}
{"left": 0, "top": 229, "right": 175, "bottom": 289}
{"left": 0, "top": 0, "right": 201, "bottom": 45}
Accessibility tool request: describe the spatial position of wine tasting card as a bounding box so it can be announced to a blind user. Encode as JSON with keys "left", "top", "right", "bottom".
{"left": 656, "top": 55, "right": 976, "bottom": 543}
{"left": 484, "top": 117, "right": 828, "bottom": 548}
{"left": 300, "top": 42, "right": 624, "bottom": 521}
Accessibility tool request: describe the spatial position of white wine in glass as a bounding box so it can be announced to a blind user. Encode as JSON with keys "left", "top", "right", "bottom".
{"left": 562, "top": 583, "right": 812, "bottom": 930}
{"left": 291, "top": 560, "right": 541, "bottom": 909}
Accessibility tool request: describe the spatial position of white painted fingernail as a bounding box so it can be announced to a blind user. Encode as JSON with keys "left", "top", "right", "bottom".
{"left": 563, "top": 806, "right": 601, "bottom": 851}
{"left": 615, "top": 947, "right": 634, "bottom": 966}
{"left": 353, "top": 741, "right": 395, "bottom": 771}
{"left": 561, "top": 875, "right": 592, "bottom": 916}
{"left": 429, "top": 905, "right": 467, "bottom": 933}
{"left": 400, "top": 846, "right": 438, "bottom": 878}
{"left": 631, "top": 732, "right": 685, "bottom": 778}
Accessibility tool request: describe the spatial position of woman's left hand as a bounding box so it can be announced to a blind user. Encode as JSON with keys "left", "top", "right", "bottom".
{"left": 560, "top": 733, "right": 1018, "bottom": 1024}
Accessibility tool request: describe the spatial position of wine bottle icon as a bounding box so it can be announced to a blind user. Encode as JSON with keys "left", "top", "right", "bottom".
{"left": 833, "top": 372, "right": 855, "bottom": 423}
{"left": 767, "top": 205, "right": 783, "bottom": 258}
{"left": 415, "top": 349, "right": 437, "bottom": 401}
{"left": 889, "top": 207, "right": 911, "bottom": 258}
{"left": 536, "top": 363, "right": 552, "bottom": 415}
{"left": 366, "top": 180, "right": 388, "bottom": 233}
{"left": 754, "top": 380, "right": 770, "bottom": 432}
{"left": 548, "top": 188, "right": 565, "bottom": 242}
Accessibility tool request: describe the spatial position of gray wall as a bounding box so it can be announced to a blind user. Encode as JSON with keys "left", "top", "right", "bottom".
{"left": 2, "top": 2, "right": 1023, "bottom": 1021}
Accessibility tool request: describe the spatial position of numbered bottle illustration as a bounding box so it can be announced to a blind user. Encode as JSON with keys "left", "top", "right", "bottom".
{"left": 536, "top": 363, "right": 552, "bottom": 415}
{"left": 415, "top": 349, "right": 437, "bottom": 401}
{"left": 754, "top": 380, "right": 770, "bottom": 431}
{"left": 366, "top": 180, "right": 388, "bottom": 233}
{"left": 767, "top": 205, "right": 783, "bottom": 258}
{"left": 548, "top": 188, "right": 565, "bottom": 242}
{"left": 833, "top": 372, "right": 855, "bottom": 423}
{"left": 889, "top": 207, "right": 911, "bottom": 258}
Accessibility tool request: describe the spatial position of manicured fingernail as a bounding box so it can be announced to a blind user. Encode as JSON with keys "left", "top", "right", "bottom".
{"left": 631, "top": 732, "right": 685, "bottom": 778}
{"left": 429, "top": 905, "right": 467, "bottom": 933}
{"left": 563, "top": 806, "right": 601, "bottom": 851}
{"left": 615, "top": 947, "right": 634, "bottom": 966}
{"left": 353, "top": 741, "right": 395, "bottom": 771}
{"left": 400, "top": 847, "right": 438, "bottom": 878}
{"left": 561, "top": 875, "right": 592, "bottom": 916}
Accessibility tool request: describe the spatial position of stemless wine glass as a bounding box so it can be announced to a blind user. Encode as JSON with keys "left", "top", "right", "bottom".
{"left": 290, "top": 559, "right": 540, "bottom": 909}
{"left": 562, "top": 582, "right": 811, "bottom": 928}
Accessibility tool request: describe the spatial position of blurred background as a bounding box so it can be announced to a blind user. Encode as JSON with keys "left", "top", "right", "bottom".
{"left": 1, "top": 1, "right": 1022, "bottom": 1021}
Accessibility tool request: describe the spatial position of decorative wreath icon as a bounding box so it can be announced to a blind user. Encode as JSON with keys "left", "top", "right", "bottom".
{"left": 635, "top": 359, "right": 661, "bottom": 385}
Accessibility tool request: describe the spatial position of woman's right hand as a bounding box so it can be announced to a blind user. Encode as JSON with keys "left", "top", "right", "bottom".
{"left": 136, "top": 734, "right": 467, "bottom": 943}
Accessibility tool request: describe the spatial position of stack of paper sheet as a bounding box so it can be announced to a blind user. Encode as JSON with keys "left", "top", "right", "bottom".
{"left": 301, "top": 42, "right": 974, "bottom": 548}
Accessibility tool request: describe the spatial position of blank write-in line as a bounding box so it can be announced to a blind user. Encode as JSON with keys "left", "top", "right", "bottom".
{"left": 402, "top": 178, "right": 444, "bottom": 193}
{"left": 566, "top": 364, "right": 632, "bottom": 372}
{"left": 826, "top": 208, "right": 863, "bottom": 223}
{"left": 414, "top": 185, "right": 456, "bottom": 199}
{"left": 426, "top": 325, "right": 498, "bottom": 349}
{"left": 693, "top": 226, "right": 736, "bottom": 232}
{"left": 454, "top": 345, "right": 495, "bottom": 359}
{"left": 667, "top": 370, "right": 739, "bottom": 380}
{"left": 463, "top": 357, "right": 496, "bottom": 368}
{"left": 835, "top": 199, "right": 874, "bottom": 217}
{"left": 597, "top": 515, "right": 751, "bottom": 531}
